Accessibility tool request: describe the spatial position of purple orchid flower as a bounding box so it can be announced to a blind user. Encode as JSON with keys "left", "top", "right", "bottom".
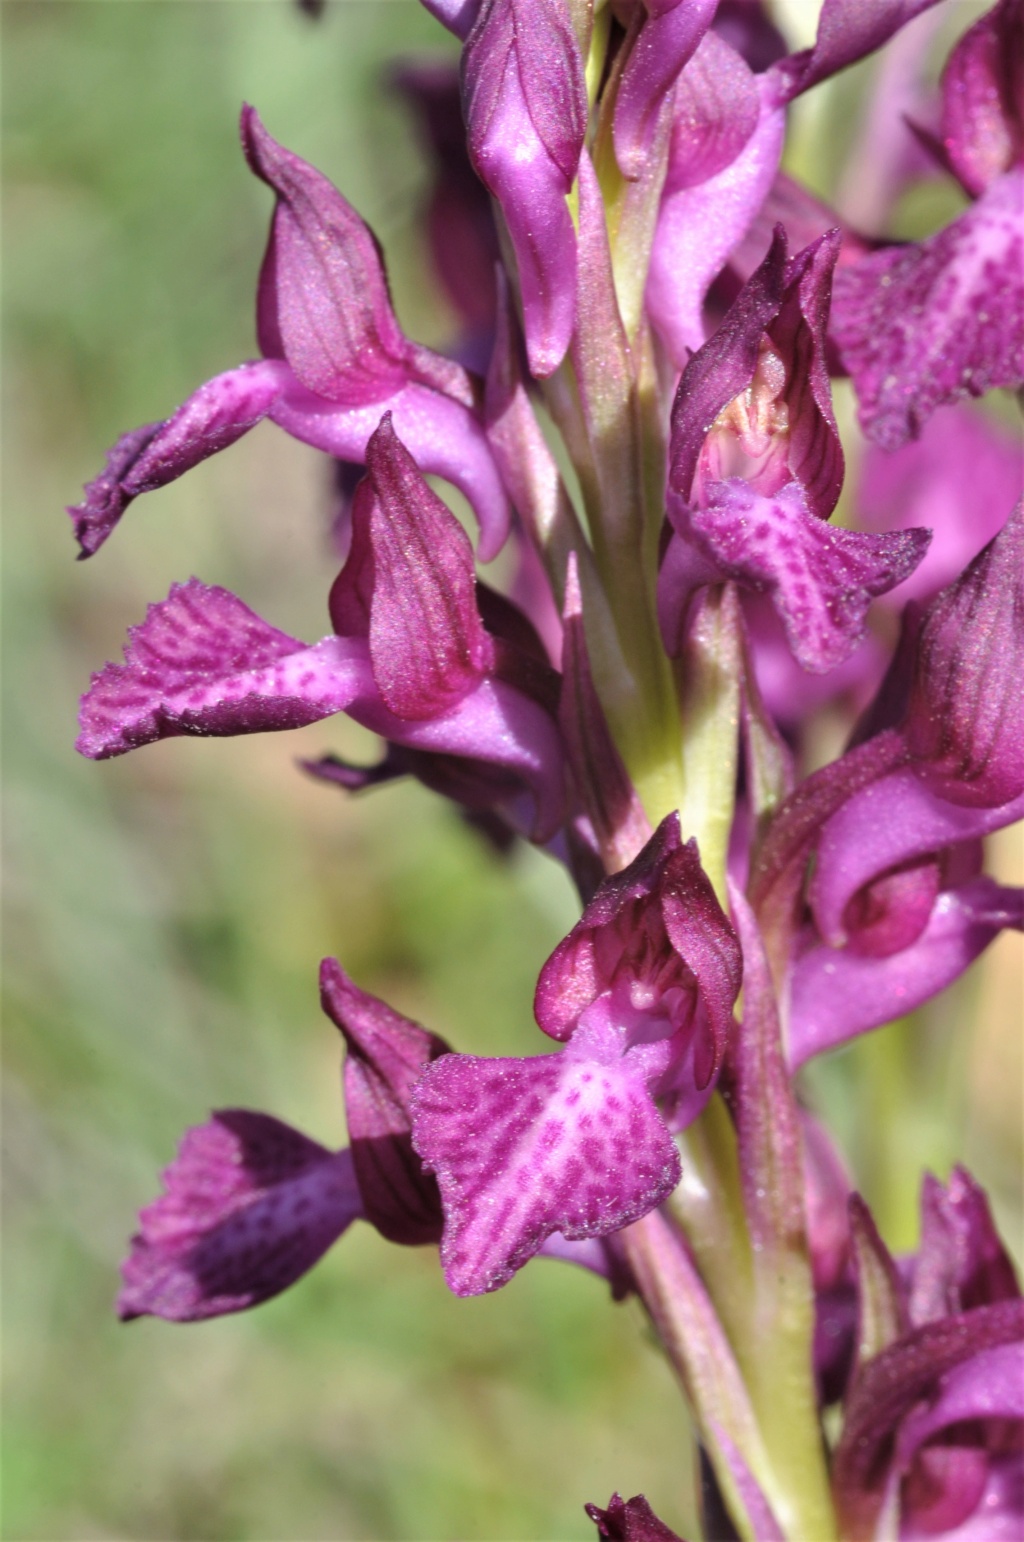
{"left": 659, "top": 227, "right": 930, "bottom": 674}
{"left": 409, "top": 814, "right": 741, "bottom": 1296}
{"left": 120, "top": 960, "right": 626, "bottom": 1321}
{"left": 77, "top": 415, "right": 566, "bottom": 842}
{"left": 460, "top": 0, "right": 587, "bottom": 377}
{"left": 750, "top": 505, "right": 1024, "bottom": 1067}
{"left": 835, "top": 1170, "right": 1023, "bottom": 1540}
{"left": 831, "top": 0, "right": 1024, "bottom": 448}
{"left": 68, "top": 107, "right": 510, "bottom": 563}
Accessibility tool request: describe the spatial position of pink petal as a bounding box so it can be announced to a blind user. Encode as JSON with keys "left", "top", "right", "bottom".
{"left": 614, "top": 0, "right": 719, "bottom": 180}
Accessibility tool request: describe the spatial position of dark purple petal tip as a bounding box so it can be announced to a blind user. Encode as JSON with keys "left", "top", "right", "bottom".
{"left": 585, "top": 1491, "right": 686, "bottom": 1542}
{"left": 118, "top": 1111, "right": 361, "bottom": 1322}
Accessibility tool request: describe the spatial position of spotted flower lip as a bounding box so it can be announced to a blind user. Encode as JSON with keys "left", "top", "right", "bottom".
{"left": 77, "top": 416, "right": 566, "bottom": 841}
{"left": 410, "top": 816, "right": 741, "bottom": 1297}
{"left": 660, "top": 227, "right": 930, "bottom": 673}
{"left": 68, "top": 108, "right": 510, "bottom": 563}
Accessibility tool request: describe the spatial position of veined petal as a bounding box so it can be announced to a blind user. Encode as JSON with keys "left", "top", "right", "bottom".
{"left": 787, "top": 876, "right": 1024, "bottom": 1065}
{"left": 242, "top": 106, "right": 473, "bottom": 408}
{"left": 941, "top": 0, "right": 1024, "bottom": 198}
{"left": 118, "top": 1111, "right": 361, "bottom": 1322}
{"left": 410, "top": 1018, "right": 681, "bottom": 1296}
{"left": 320, "top": 959, "right": 449, "bottom": 1245}
{"left": 685, "top": 479, "right": 929, "bottom": 672}
{"left": 647, "top": 82, "right": 786, "bottom": 366}
{"left": 905, "top": 504, "right": 1024, "bottom": 809}
{"left": 269, "top": 378, "right": 511, "bottom": 562}
{"left": 77, "top": 579, "right": 374, "bottom": 759}
{"left": 614, "top": 0, "right": 719, "bottom": 181}
{"left": 67, "top": 360, "right": 290, "bottom": 558}
{"left": 463, "top": 0, "right": 585, "bottom": 376}
{"left": 663, "top": 31, "right": 760, "bottom": 196}
{"left": 832, "top": 167, "right": 1024, "bottom": 449}
{"left": 361, "top": 415, "right": 493, "bottom": 720}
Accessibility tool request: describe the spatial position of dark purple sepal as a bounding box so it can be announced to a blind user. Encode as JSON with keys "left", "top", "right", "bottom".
{"left": 118, "top": 1111, "right": 362, "bottom": 1321}
{"left": 300, "top": 748, "right": 406, "bottom": 793}
{"left": 77, "top": 579, "right": 374, "bottom": 760}
{"left": 941, "top": 0, "right": 1024, "bottom": 199}
{"left": 67, "top": 360, "right": 289, "bottom": 559}
{"left": 833, "top": 1300, "right": 1024, "bottom": 1540}
{"left": 359, "top": 414, "right": 494, "bottom": 721}
{"left": 905, "top": 503, "right": 1024, "bottom": 809}
{"left": 585, "top": 1491, "right": 686, "bottom": 1542}
{"left": 241, "top": 106, "right": 473, "bottom": 409}
{"left": 319, "top": 958, "right": 449, "bottom": 1246}
{"left": 613, "top": 0, "right": 719, "bottom": 181}
{"left": 910, "top": 1166, "right": 1021, "bottom": 1328}
{"left": 832, "top": 167, "right": 1024, "bottom": 449}
{"left": 410, "top": 1017, "right": 682, "bottom": 1296}
{"left": 462, "top": 0, "right": 586, "bottom": 377}
{"left": 770, "top": 0, "right": 947, "bottom": 104}
{"left": 560, "top": 553, "right": 652, "bottom": 874}
{"left": 679, "top": 478, "right": 929, "bottom": 672}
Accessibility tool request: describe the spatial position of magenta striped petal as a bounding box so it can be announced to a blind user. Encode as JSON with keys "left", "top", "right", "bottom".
{"left": 832, "top": 167, "right": 1024, "bottom": 449}
{"left": 118, "top": 1111, "right": 362, "bottom": 1321}
{"left": 77, "top": 579, "right": 374, "bottom": 759}
{"left": 410, "top": 1014, "right": 681, "bottom": 1296}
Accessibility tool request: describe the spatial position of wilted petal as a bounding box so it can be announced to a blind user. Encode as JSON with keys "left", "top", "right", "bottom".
{"left": 788, "top": 876, "right": 1024, "bottom": 1065}
{"left": 463, "top": 0, "right": 586, "bottom": 376}
{"left": 410, "top": 1015, "right": 681, "bottom": 1295}
{"left": 320, "top": 959, "right": 449, "bottom": 1245}
{"left": 242, "top": 105, "right": 472, "bottom": 408}
{"left": 680, "top": 478, "right": 929, "bottom": 672}
{"left": 647, "top": 82, "right": 786, "bottom": 364}
{"left": 585, "top": 1490, "right": 686, "bottom": 1542}
{"left": 119, "top": 1111, "right": 361, "bottom": 1321}
{"left": 832, "top": 167, "right": 1024, "bottom": 450}
{"left": 614, "top": 0, "right": 719, "bottom": 180}
{"left": 905, "top": 504, "right": 1024, "bottom": 809}
{"left": 77, "top": 579, "right": 374, "bottom": 759}
{"left": 941, "top": 0, "right": 1024, "bottom": 198}
{"left": 68, "top": 360, "right": 290, "bottom": 559}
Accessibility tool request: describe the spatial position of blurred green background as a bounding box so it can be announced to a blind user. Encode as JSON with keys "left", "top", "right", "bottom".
{"left": 2, "top": 3, "right": 1020, "bottom": 1539}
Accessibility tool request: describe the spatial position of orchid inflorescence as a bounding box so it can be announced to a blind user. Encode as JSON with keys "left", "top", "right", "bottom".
{"left": 70, "top": 0, "right": 1023, "bottom": 1535}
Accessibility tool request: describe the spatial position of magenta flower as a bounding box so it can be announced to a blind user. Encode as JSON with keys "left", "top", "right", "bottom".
{"left": 68, "top": 107, "right": 509, "bottom": 563}
{"left": 77, "top": 416, "right": 566, "bottom": 841}
{"left": 659, "top": 228, "right": 930, "bottom": 672}
{"left": 831, "top": 0, "right": 1024, "bottom": 448}
{"left": 751, "top": 506, "right": 1024, "bottom": 1066}
{"left": 410, "top": 815, "right": 741, "bottom": 1296}
{"left": 835, "top": 1171, "right": 1023, "bottom": 1539}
